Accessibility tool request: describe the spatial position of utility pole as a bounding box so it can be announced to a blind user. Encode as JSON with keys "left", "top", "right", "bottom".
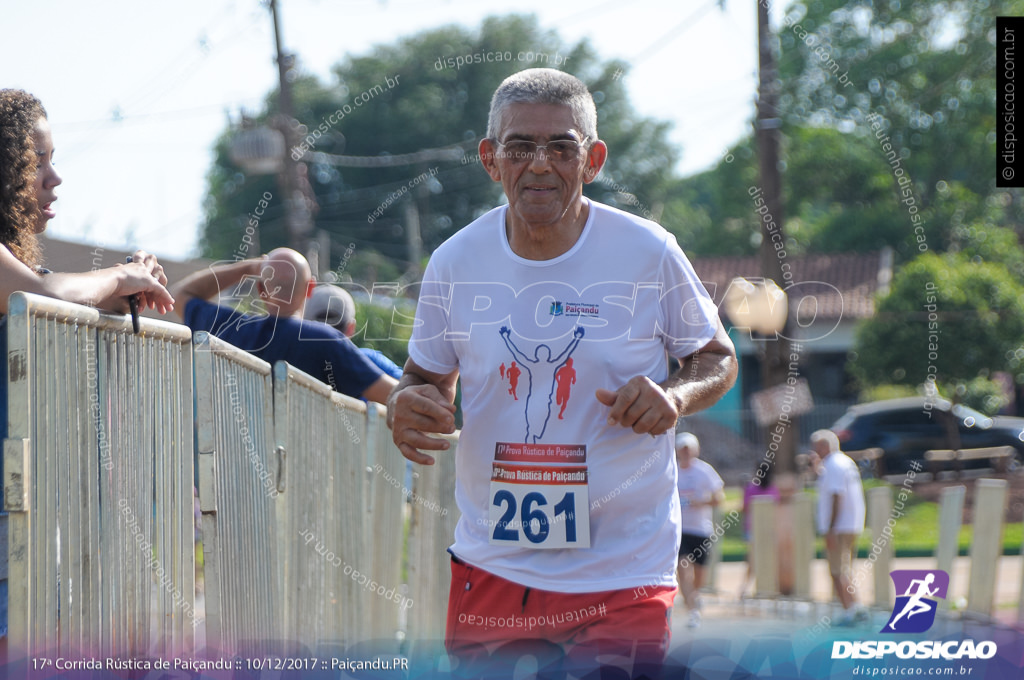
{"left": 269, "top": 0, "right": 315, "bottom": 257}
{"left": 756, "top": 0, "right": 797, "bottom": 595}
{"left": 756, "top": 0, "right": 795, "bottom": 478}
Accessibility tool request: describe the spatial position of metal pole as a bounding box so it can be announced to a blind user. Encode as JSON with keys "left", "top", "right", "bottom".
{"left": 757, "top": 0, "right": 798, "bottom": 596}
{"left": 269, "top": 0, "right": 314, "bottom": 255}
{"left": 756, "top": 0, "right": 796, "bottom": 479}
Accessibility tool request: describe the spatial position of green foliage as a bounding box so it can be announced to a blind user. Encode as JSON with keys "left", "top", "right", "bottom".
{"left": 949, "top": 375, "right": 1012, "bottom": 415}
{"left": 673, "top": 0, "right": 1023, "bottom": 262}
{"left": 663, "top": 140, "right": 761, "bottom": 256}
{"left": 200, "top": 14, "right": 684, "bottom": 281}
{"left": 851, "top": 251, "right": 1024, "bottom": 389}
{"left": 353, "top": 298, "right": 412, "bottom": 371}
{"left": 859, "top": 378, "right": 1009, "bottom": 415}
{"left": 948, "top": 220, "right": 1024, "bottom": 282}
{"left": 859, "top": 383, "right": 921, "bottom": 403}
{"left": 777, "top": 0, "right": 999, "bottom": 197}
{"left": 782, "top": 126, "right": 904, "bottom": 254}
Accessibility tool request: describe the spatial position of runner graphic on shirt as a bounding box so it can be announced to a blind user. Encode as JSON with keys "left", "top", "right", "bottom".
{"left": 499, "top": 326, "right": 584, "bottom": 443}
{"left": 555, "top": 358, "right": 577, "bottom": 419}
{"left": 506, "top": 362, "right": 521, "bottom": 400}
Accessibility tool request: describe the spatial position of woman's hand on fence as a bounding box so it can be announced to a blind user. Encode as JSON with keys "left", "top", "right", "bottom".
{"left": 103, "top": 251, "right": 174, "bottom": 314}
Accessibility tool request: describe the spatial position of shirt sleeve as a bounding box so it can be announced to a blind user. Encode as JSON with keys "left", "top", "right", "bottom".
{"left": 360, "top": 347, "right": 403, "bottom": 379}
{"left": 658, "top": 233, "right": 720, "bottom": 359}
{"left": 407, "top": 257, "right": 459, "bottom": 374}
{"left": 709, "top": 465, "right": 725, "bottom": 492}
{"left": 324, "top": 335, "right": 384, "bottom": 397}
{"left": 291, "top": 319, "right": 383, "bottom": 398}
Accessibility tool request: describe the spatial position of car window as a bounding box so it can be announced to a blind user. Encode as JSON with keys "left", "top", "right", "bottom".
{"left": 873, "top": 409, "right": 936, "bottom": 428}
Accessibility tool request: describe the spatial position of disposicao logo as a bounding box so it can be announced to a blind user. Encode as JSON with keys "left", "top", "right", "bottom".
{"left": 882, "top": 569, "right": 948, "bottom": 634}
{"left": 831, "top": 569, "right": 997, "bottom": 661}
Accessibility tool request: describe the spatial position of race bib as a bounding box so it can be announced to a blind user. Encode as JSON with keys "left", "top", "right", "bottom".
{"left": 487, "top": 443, "right": 590, "bottom": 549}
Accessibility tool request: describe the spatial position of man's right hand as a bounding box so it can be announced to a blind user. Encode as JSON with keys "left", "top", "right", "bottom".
{"left": 388, "top": 381, "right": 457, "bottom": 466}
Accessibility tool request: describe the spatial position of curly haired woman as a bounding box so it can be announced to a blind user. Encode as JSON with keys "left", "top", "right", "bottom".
{"left": 0, "top": 89, "right": 173, "bottom": 314}
{"left": 0, "top": 89, "right": 176, "bottom": 638}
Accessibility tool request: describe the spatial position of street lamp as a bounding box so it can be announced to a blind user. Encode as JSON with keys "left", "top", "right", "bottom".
{"left": 722, "top": 276, "right": 798, "bottom": 481}
{"left": 723, "top": 277, "right": 787, "bottom": 338}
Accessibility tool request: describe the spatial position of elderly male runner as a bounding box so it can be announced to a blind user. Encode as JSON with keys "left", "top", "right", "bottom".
{"left": 389, "top": 69, "right": 737, "bottom": 676}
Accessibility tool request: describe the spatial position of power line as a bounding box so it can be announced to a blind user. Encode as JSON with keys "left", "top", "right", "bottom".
{"left": 302, "top": 143, "right": 471, "bottom": 168}
{"left": 630, "top": 1, "right": 722, "bottom": 66}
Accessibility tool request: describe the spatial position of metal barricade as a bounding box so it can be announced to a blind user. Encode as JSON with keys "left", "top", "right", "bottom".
{"left": 4, "top": 292, "right": 195, "bottom": 657}
{"left": 4, "top": 292, "right": 467, "bottom": 658}
{"left": 272, "top": 361, "right": 369, "bottom": 650}
{"left": 364, "top": 403, "right": 408, "bottom": 646}
{"left": 193, "top": 331, "right": 279, "bottom": 654}
{"left": 406, "top": 434, "right": 458, "bottom": 646}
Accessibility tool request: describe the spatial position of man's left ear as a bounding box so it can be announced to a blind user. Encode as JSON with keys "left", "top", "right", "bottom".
{"left": 584, "top": 140, "right": 608, "bottom": 184}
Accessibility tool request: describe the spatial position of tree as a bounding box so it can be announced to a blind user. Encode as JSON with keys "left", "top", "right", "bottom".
{"left": 851, "top": 252, "right": 1024, "bottom": 405}
{"left": 776, "top": 0, "right": 1024, "bottom": 253}
{"left": 671, "top": 0, "right": 1024, "bottom": 261}
{"left": 200, "top": 15, "right": 683, "bottom": 281}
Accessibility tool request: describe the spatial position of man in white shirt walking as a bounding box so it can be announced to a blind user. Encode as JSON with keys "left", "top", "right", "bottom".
{"left": 675, "top": 432, "right": 724, "bottom": 628}
{"left": 812, "top": 429, "right": 867, "bottom": 624}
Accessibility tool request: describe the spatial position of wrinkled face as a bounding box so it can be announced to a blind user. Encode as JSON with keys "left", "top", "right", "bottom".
{"left": 480, "top": 103, "right": 605, "bottom": 237}
{"left": 812, "top": 439, "right": 831, "bottom": 458}
{"left": 32, "top": 117, "right": 62, "bottom": 234}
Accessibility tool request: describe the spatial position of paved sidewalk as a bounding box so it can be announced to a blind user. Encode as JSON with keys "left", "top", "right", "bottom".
{"left": 680, "top": 554, "right": 1022, "bottom": 625}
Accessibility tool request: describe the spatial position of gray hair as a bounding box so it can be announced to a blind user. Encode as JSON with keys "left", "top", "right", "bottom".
{"left": 810, "top": 429, "right": 840, "bottom": 453}
{"left": 675, "top": 432, "right": 699, "bottom": 453}
{"left": 486, "top": 68, "right": 598, "bottom": 142}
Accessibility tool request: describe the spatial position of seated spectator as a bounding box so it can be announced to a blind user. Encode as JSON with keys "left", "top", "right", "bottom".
{"left": 304, "top": 283, "right": 402, "bottom": 379}
{"left": 170, "top": 248, "right": 395, "bottom": 404}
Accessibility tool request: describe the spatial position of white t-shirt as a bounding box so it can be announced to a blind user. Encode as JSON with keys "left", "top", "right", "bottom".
{"left": 676, "top": 458, "right": 723, "bottom": 537}
{"left": 409, "top": 200, "right": 720, "bottom": 593}
{"left": 816, "top": 451, "right": 866, "bottom": 534}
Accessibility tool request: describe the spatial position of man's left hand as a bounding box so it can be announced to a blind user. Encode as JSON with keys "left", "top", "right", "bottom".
{"left": 595, "top": 376, "right": 678, "bottom": 436}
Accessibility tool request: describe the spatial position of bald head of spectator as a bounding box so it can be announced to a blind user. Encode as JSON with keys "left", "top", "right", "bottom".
{"left": 258, "top": 247, "right": 313, "bottom": 318}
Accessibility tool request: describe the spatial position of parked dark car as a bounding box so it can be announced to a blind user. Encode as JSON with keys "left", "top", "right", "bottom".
{"left": 830, "top": 397, "right": 1024, "bottom": 474}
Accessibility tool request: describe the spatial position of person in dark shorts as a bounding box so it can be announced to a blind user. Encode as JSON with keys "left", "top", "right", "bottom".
{"left": 675, "top": 432, "right": 724, "bottom": 628}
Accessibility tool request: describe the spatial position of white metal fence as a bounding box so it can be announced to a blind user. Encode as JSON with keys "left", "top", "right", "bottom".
{"left": 4, "top": 291, "right": 196, "bottom": 658}
{"left": 18, "top": 294, "right": 1017, "bottom": 656}
{"left": 3, "top": 294, "right": 460, "bottom": 659}
{"left": 193, "top": 331, "right": 280, "bottom": 654}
